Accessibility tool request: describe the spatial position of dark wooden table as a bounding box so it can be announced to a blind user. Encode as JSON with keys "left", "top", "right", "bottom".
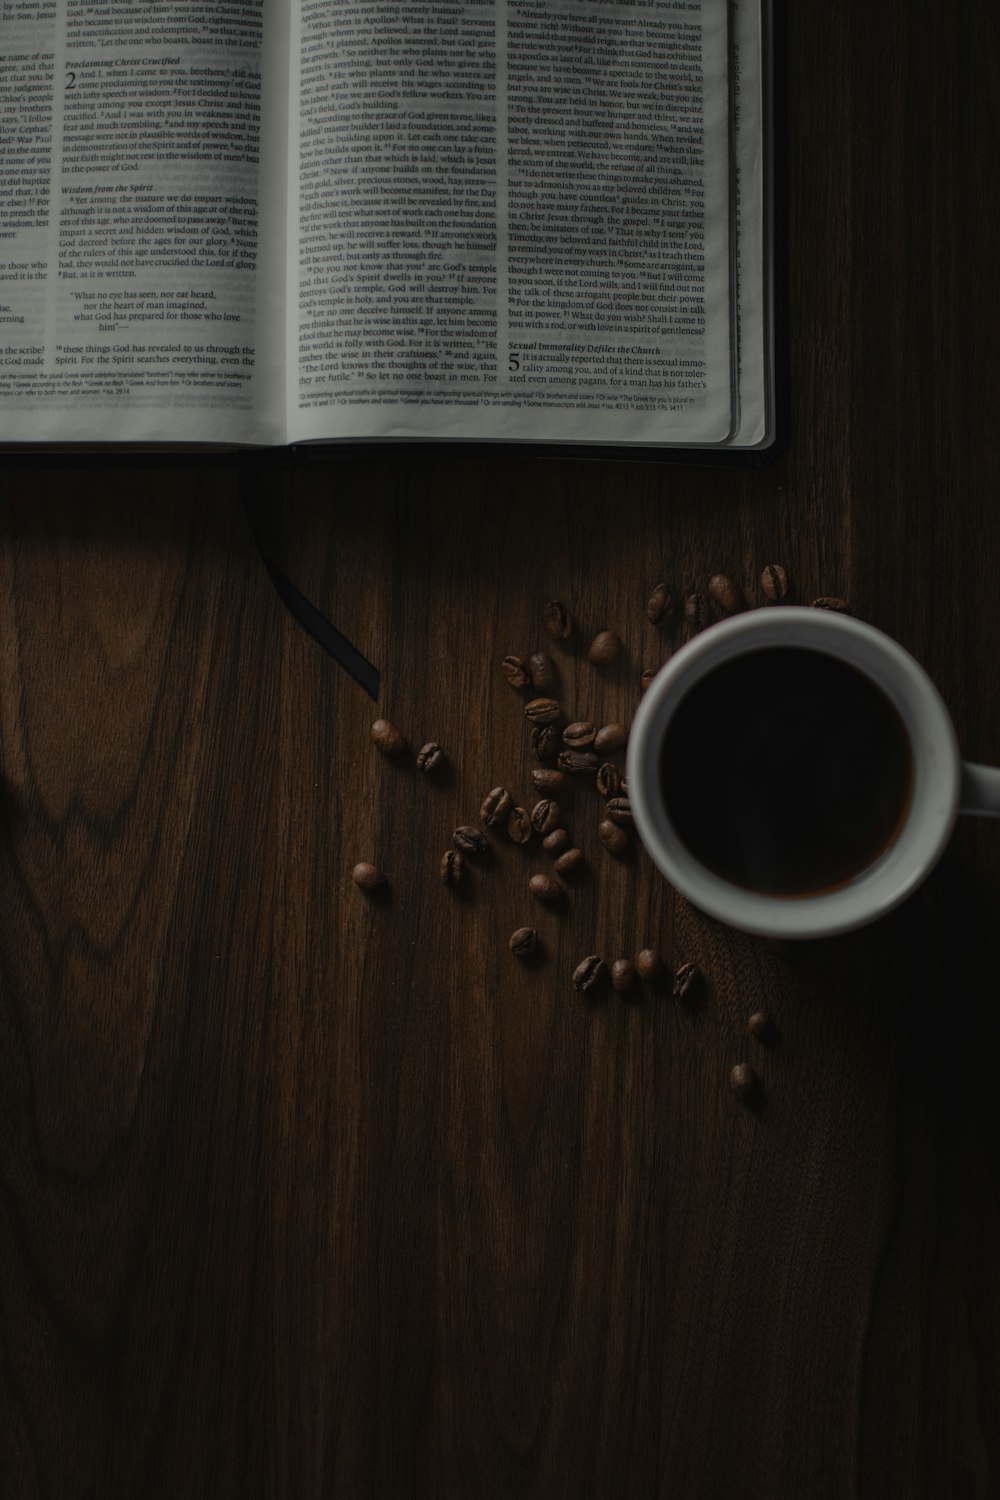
{"left": 3, "top": 5, "right": 1000, "bottom": 1496}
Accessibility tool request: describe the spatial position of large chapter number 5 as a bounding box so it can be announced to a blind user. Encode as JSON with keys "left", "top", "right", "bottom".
{"left": 508, "top": 353, "right": 520, "bottom": 374}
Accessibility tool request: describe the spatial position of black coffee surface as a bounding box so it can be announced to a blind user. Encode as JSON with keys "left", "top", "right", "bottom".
{"left": 660, "top": 647, "right": 913, "bottom": 896}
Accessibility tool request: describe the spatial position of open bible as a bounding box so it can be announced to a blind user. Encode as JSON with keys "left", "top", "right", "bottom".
{"left": 0, "top": 0, "right": 777, "bottom": 455}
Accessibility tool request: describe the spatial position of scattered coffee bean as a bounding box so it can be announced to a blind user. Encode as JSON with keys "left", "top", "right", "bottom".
{"left": 684, "top": 592, "right": 711, "bottom": 632}
{"left": 594, "top": 722, "right": 628, "bottom": 755}
{"left": 500, "top": 655, "right": 530, "bottom": 688}
{"left": 596, "top": 762, "right": 623, "bottom": 798}
{"left": 729, "top": 1062, "right": 761, "bottom": 1103}
{"left": 440, "top": 850, "right": 464, "bottom": 886}
{"left": 528, "top": 652, "right": 557, "bottom": 691}
{"left": 641, "top": 667, "right": 656, "bottom": 693}
{"left": 525, "top": 697, "right": 561, "bottom": 725}
{"left": 543, "top": 827, "right": 571, "bottom": 855}
{"left": 529, "top": 872, "right": 562, "bottom": 903}
{"left": 611, "top": 959, "right": 638, "bottom": 993}
{"left": 760, "top": 563, "right": 789, "bottom": 602}
{"left": 544, "top": 599, "right": 572, "bottom": 640}
{"left": 646, "top": 582, "right": 678, "bottom": 624}
{"left": 708, "top": 573, "right": 746, "bottom": 616}
{"left": 557, "top": 748, "right": 599, "bottom": 774}
{"left": 453, "top": 825, "right": 488, "bottom": 856}
{"left": 531, "top": 768, "right": 566, "bottom": 795}
{"left": 673, "top": 961, "right": 704, "bottom": 1003}
{"left": 598, "top": 819, "right": 629, "bottom": 855}
{"left": 531, "top": 724, "right": 559, "bottom": 761}
{"left": 531, "top": 798, "right": 561, "bottom": 835}
{"left": 812, "top": 596, "right": 851, "bottom": 613}
{"left": 748, "top": 1010, "right": 777, "bottom": 1043}
{"left": 352, "top": 862, "right": 386, "bottom": 892}
{"left": 563, "top": 721, "right": 597, "bottom": 748}
{"left": 606, "top": 796, "right": 633, "bottom": 827}
{"left": 509, "top": 927, "right": 538, "bottom": 958}
{"left": 635, "top": 949, "right": 665, "bottom": 982}
{"left": 553, "top": 846, "right": 585, "bottom": 876}
{"left": 370, "top": 718, "right": 406, "bottom": 757}
{"left": 416, "top": 742, "right": 445, "bottom": 772}
{"left": 587, "top": 630, "right": 622, "bottom": 665}
{"left": 481, "top": 786, "right": 513, "bottom": 827}
{"left": 573, "top": 955, "right": 608, "bottom": 993}
{"left": 507, "top": 806, "right": 533, "bottom": 844}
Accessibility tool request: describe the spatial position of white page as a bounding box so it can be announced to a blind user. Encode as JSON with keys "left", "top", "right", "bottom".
{"left": 288, "top": 0, "right": 734, "bottom": 448}
{"left": 729, "top": 0, "right": 769, "bottom": 446}
{"left": 0, "top": 0, "right": 288, "bottom": 446}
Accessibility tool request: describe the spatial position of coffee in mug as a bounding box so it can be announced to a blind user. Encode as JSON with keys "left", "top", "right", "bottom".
{"left": 659, "top": 645, "right": 914, "bottom": 897}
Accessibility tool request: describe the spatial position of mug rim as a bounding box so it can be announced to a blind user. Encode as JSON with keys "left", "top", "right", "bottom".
{"left": 626, "top": 608, "right": 961, "bottom": 937}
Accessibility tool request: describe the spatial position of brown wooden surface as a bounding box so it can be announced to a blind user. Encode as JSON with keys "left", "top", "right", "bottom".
{"left": 3, "top": 4, "right": 1000, "bottom": 1496}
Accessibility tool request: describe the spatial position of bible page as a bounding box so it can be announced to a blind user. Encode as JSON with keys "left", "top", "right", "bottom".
{"left": 0, "top": 0, "right": 288, "bottom": 446}
{"left": 730, "top": 0, "right": 769, "bottom": 446}
{"left": 288, "top": 0, "right": 735, "bottom": 448}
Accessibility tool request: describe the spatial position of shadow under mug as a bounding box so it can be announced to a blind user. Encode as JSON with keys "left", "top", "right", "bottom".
{"left": 627, "top": 607, "right": 1000, "bottom": 938}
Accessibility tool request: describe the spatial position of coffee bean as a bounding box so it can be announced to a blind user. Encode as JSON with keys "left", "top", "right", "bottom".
{"left": 481, "top": 787, "right": 513, "bottom": 826}
{"left": 531, "top": 798, "right": 561, "bottom": 835}
{"left": 748, "top": 1010, "right": 777, "bottom": 1043}
{"left": 587, "top": 630, "right": 622, "bottom": 665}
{"left": 573, "top": 955, "right": 607, "bottom": 992}
{"left": 598, "top": 819, "right": 629, "bottom": 855}
{"left": 544, "top": 599, "right": 572, "bottom": 640}
{"left": 531, "top": 768, "right": 566, "bottom": 795}
{"left": 416, "top": 742, "right": 445, "bottom": 772}
{"left": 611, "top": 959, "right": 638, "bottom": 992}
{"left": 641, "top": 668, "right": 656, "bottom": 693}
{"left": 528, "top": 652, "right": 557, "bottom": 692}
{"left": 553, "top": 846, "right": 585, "bottom": 876}
{"left": 507, "top": 806, "right": 533, "bottom": 844}
{"left": 529, "top": 872, "right": 562, "bottom": 903}
{"left": 812, "top": 596, "right": 851, "bottom": 613}
{"left": 708, "top": 573, "right": 746, "bottom": 616}
{"left": 453, "top": 825, "right": 488, "bottom": 856}
{"left": 563, "top": 721, "right": 597, "bottom": 748}
{"left": 684, "top": 593, "right": 711, "bottom": 632}
{"left": 646, "top": 582, "right": 678, "bottom": 624}
{"left": 606, "top": 796, "right": 633, "bottom": 827}
{"left": 500, "top": 655, "right": 530, "bottom": 688}
{"left": 440, "top": 850, "right": 464, "bottom": 886}
{"left": 635, "top": 949, "right": 665, "bottom": 982}
{"left": 543, "top": 827, "right": 571, "bottom": 855}
{"left": 557, "top": 749, "right": 599, "bottom": 774}
{"left": 352, "top": 862, "right": 386, "bottom": 892}
{"left": 729, "top": 1062, "right": 761, "bottom": 1103}
{"left": 673, "top": 961, "right": 704, "bottom": 1003}
{"left": 525, "top": 697, "right": 561, "bottom": 725}
{"left": 509, "top": 927, "right": 538, "bottom": 958}
{"left": 370, "top": 718, "right": 406, "bottom": 757}
{"left": 760, "top": 563, "right": 789, "bottom": 602}
{"left": 594, "top": 722, "right": 628, "bottom": 755}
{"left": 531, "top": 724, "right": 559, "bottom": 761}
{"left": 596, "top": 762, "right": 623, "bottom": 798}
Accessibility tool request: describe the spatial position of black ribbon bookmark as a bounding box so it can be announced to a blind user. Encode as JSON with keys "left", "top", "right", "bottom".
{"left": 242, "top": 482, "right": 380, "bottom": 701}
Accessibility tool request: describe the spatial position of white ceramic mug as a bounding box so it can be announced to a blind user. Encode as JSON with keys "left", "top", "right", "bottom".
{"left": 627, "top": 607, "right": 1000, "bottom": 938}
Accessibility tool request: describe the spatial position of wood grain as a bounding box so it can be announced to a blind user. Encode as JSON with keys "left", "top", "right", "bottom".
{"left": 3, "top": 2, "right": 1000, "bottom": 1495}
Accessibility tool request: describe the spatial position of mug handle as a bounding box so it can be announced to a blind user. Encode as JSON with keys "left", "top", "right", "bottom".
{"left": 960, "top": 762, "right": 1000, "bottom": 816}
